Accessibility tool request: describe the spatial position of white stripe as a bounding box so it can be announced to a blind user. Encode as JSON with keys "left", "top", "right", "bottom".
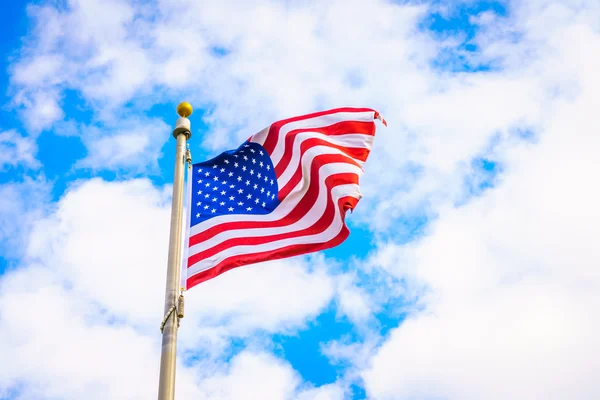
{"left": 249, "top": 127, "right": 269, "bottom": 146}
{"left": 187, "top": 183, "right": 357, "bottom": 278}
{"left": 275, "top": 131, "right": 373, "bottom": 173}
{"left": 276, "top": 134, "right": 373, "bottom": 189}
{"left": 268, "top": 111, "right": 376, "bottom": 167}
{"left": 188, "top": 162, "right": 363, "bottom": 237}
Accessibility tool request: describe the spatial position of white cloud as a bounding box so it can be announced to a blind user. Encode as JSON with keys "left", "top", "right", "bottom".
{"left": 360, "top": 1, "right": 600, "bottom": 398}
{"left": 4, "top": 0, "right": 600, "bottom": 398}
{"left": 0, "top": 130, "right": 39, "bottom": 170}
{"left": 0, "top": 178, "right": 49, "bottom": 260}
{"left": 0, "top": 178, "right": 340, "bottom": 398}
{"left": 75, "top": 118, "right": 171, "bottom": 173}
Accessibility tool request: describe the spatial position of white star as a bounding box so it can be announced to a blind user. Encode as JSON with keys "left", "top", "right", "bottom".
{"left": 212, "top": 164, "right": 218, "bottom": 169}
{"left": 244, "top": 144, "right": 250, "bottom": 148}
{"left": 197, "top": 168, "right": 203, "bottom": 173}
{"left": 220, "top": 201, "right": 225, "bottom": 206}
{"left": 238, "top": 201, "right": 244, "bottom": 206}
{"left": 260, "top": 188, "right": 265, "bottom": 193}
{"left": 250, "top": 148, "right": 255, "bottom": 153}
{"left": 270, "top": 179, "right": 274, "bottom": 185}
{"left": 243, "top": 155, "right": 248, "bottom": 161}
{"left": 267, "top": 191, "right": 271, "bottom": 196}
{"left": 213, "top": 176, "right": 219, "bottom": 182}
{"left": 264, "top": 176, "right": 268, "bottom": 182}
{"left": 259, "top": 150, "right": 264, "bottom": 155}
{"left": 205, "top": 182, "right": 210, "bottom": 187}
{"left": 253, "top": 184, "right": 258, "bottom": 189}
{"left": 224, "top": 159, "right": 230, "bottom": 164}
{"left": 196, "top": 201, "right": 201, "bottom": 206}
{"left": 238, "top": 189, "right": 244, "bottom": 194}
{"left": 221, "top": 190, "right": 226, "bottom": 195}
{"left": 205, "top": 172, "right": 210, "bottom": 177}
{"left": 234, "top": 162, "right": 239, "bottom": 167}
{"left": 234, "top": 155, "right": 239, "bottom": 158}
{"left": 249, "top": 169, "right": 254, "bottom": 175}
{"left": 196, "top": 213, "right": 200, "bottom": 218}
{"left": 211, "top": 208, "right": 216, "bottom": 213}
{"left": 197, "top": 190, "right": 202, "bottom": 195}
{"left": 229, "top": 196, "right": 235, "bottom": 201}
{"left": 255, "top": 198, "right": 259, "bottom": 204}
{"left": 271, "top": 194, "right": 275, "bottom": 199}
{"left": 257, "top": 173, "right": 261, "bottom": 179}
{"left": 242, "top": 166, "right": 247, "bottom": 171}
{"left": 221, "top": 181, "right": 227, "bottom": 185}
{"left": 229, "top": 184, "right": 235, "bottom": 189}
{"left": 228, "top": 207, "right": 234, "bottom": 212}
{"left": 252, "top": 158, "right": 256, "bottom": 164}
{"left": 245, "top": 180, "right": 250, "bottom": 186}
{"left": 205, "top": 193, "right": 210, "bottom": 198}
{"left": 262, "top": 202, "right": 266, "bottom": 207}
{"left": 212, "top": 187, "right": 218, "bottom": 191}
{"left": 246, "top": 207, "right": 252, "bottom": 211}
{"left": 259, "top": 161, "right": 264, "bottom": 167}
{"left": 197, "top": 180, "right": 202, "bottom": 184}
{"left": 228, "top": 172, "right": 234, "bottom": 177}
{"left": 237, "top": 176, "right": 242, "bottom": 181}
{"left": 266, "top": 165, "right": 271, "bottom": 171}
{"left": 212, "top": 197, "right": 217, "bottom": 202}
{"left": 247, "top": 194, "right": 252, "bottom": 199}
{"left": 220, "top": 168, "right": 225, "bottom": 173}
{"left": 204, "top": 205, "right": 209, "bottom": 210}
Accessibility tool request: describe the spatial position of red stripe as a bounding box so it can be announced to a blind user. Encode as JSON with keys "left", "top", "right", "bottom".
{"left": 187, "top": 172, "right": 358, "bottom": 265}
{"left": 188, "top": 153, "right": 361, "bottom": 247}
{"left": 261, "top": 108, "right": 376, "bottom": 155}
{"left": 278, "top": 151, "right": 362, "bottom": 200}
{"left": 275, "top": 136, "right": 369, "bottom": 188}
{"left": 186, "top": 196, "right": 359, "bottom": 289}
{"left": 274, "top": 120, "right": 374, "bottom": 176}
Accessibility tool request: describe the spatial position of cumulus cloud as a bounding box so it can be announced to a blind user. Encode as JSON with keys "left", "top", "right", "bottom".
{"left": 0, "top": 179, "right": 341, "bottom": 398}
{"left": 75, "top": 118, "right": 171, "bottom": 173}
{"left": 0, "top": 130, "right": 40, "bottom": 170}
{"left": 0, "top": 178, "right": 49, "bottom": 260}
{"left": 359, "top": 1, "right": 600, "bottom": 398}
{"left": 3, "top": 0, "right": 600, "bottom": 398}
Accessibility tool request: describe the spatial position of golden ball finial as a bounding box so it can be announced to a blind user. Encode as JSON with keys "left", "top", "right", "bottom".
{"left": 177, "top": 102, "right": 193, "bottom": 118}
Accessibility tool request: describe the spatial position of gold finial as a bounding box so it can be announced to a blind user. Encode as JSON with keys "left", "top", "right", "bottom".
{"left": 177, "top": 102, "right": 193, "bottom": 118}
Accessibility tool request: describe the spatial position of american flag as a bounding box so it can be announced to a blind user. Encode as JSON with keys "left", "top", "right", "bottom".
{"left": 184, "top": 107, "right": 384, "bottom": 289}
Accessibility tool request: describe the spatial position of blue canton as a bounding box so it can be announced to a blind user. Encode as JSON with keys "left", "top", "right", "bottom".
{"left": 190, "top": 141, "right": 280, "bottom": 227}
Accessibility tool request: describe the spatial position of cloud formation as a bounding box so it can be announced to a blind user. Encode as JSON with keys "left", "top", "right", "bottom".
{"left": 1, "top": 0, "right": 599, "bottom": 398}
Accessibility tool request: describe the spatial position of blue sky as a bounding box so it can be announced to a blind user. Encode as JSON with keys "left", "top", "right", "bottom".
{"left": 1, "top": 1, "right": 599, "bottom": 399}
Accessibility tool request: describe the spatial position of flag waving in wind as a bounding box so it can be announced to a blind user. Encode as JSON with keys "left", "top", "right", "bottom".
{"left": 185, "top": 107, "right": 385, "bottom": 289}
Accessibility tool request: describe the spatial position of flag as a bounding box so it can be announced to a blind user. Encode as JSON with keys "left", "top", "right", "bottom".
{"left": 184, "top": 107, "right": 384, "bottom": 289}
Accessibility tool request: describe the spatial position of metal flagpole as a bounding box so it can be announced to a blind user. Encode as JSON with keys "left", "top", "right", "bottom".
{"left": 157, "top": 102, "right": 193, "bottom": 400}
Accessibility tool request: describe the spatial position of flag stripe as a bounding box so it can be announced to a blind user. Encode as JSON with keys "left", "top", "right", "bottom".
{"left": 274, "top": 120, "right": 375, "bottom": 176}
{"left": 188, "top": 179, "right": 355, "bottom": 265}
{"left": 277, "top": 143, "right": 366, "bottom": 200}
{"left": 264, "top": 109, "right": 377, "bottom": 163}
{"left": 275, "top": 133, "right": 372, "bottom": 189}
{"left": 188, "top": 172, "right": 360, "bottom": 260}
{"left": 187, "top": 193, "right": 359, "bottom": 278}
{"left": 186, "top": 198, "right": 354, "bottom": 288}
{"left": 188, "top": 159, "right": 362, "bottom": 239}
{"left": 189, "top": 159, "right": 361, "bottom": 249}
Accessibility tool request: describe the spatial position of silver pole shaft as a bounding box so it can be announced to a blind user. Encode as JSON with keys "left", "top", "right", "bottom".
{"left": 158, "top": 131, "right": 188, "bottom": 400}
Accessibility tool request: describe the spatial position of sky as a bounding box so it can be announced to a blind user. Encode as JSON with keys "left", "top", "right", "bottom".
{"left": 0, "top": 0, "right": 599, "bottom": 399}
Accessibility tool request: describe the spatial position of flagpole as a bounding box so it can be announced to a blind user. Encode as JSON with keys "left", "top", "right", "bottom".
{"left": 157, "top": 102, "right": 193, "bottom": 400}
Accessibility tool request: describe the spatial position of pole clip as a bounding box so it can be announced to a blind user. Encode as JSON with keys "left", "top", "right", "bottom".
{"left": 159, "top": 291, "right": 185, "bottom": 333}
